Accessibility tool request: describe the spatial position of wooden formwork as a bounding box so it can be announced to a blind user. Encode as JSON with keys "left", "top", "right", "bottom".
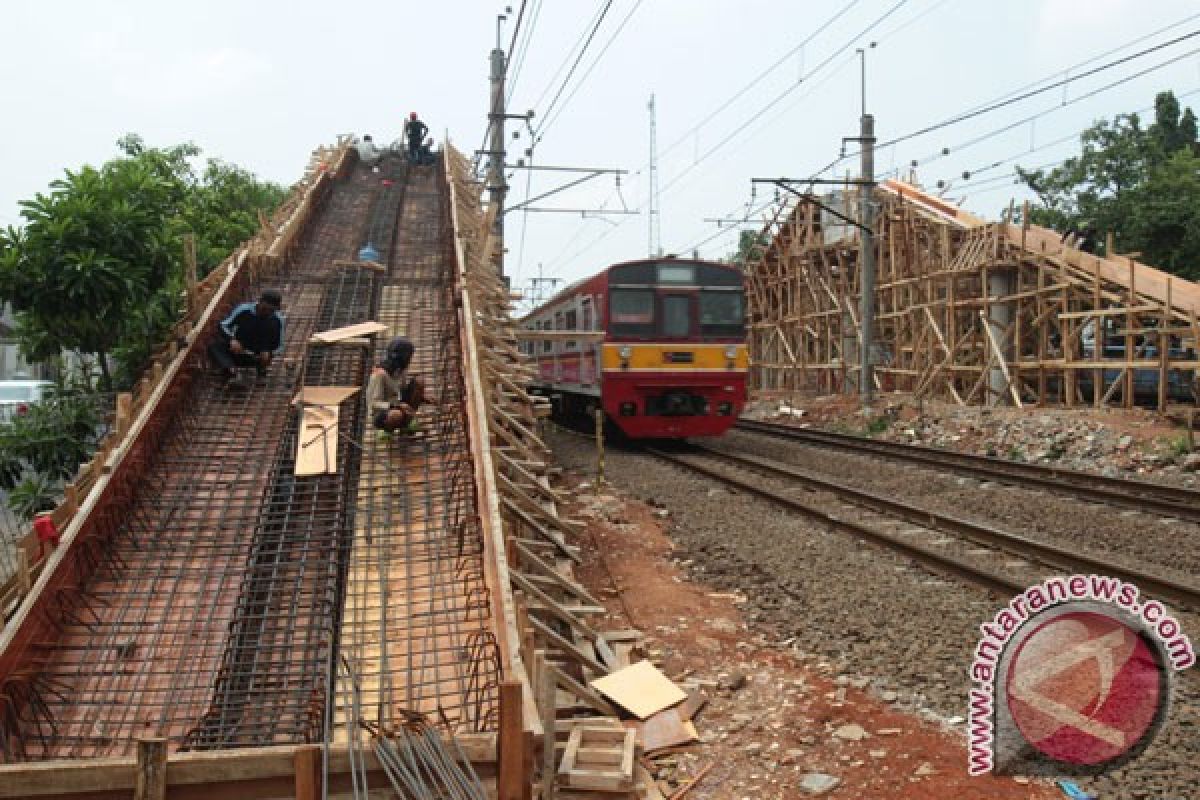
{"left": 446, "top": 149, "right": 659, "bottom": 800}
{"left": 747, "top": 179, "right": 1200, "bottom": 411}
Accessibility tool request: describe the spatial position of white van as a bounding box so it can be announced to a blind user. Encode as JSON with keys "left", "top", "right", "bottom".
{"left": 0, "top": 380, "right": 54, "bottom": 422}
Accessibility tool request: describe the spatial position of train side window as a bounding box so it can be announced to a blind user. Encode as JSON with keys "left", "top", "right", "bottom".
{"left": 662, "top": 295, "right": 692, "bottom": 338}
{"left": 582, "top": 301, "right": 593, "bottom": 332}
{"left": 610, "top": 289, "right": 655, "bottom": 337}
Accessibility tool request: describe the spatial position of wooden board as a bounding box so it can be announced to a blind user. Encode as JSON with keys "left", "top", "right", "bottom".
{"left": 623, "top": 708, "right": 698, "bottom": 753}
{"left": 558, "top": 726, "right": 636, "bottom": 793}
{"left": 291, "top": 386, "right": 360, "bottom": 407}
{"left": 311, "top": 321, "right": 388, "bottom": 343}
{"left": 290, "top": 386, "right": 360, "bottom": 406}
{"left": 589, "top": 661, "right": 686, "bottom": 720}
{"left": 295, "top": 405, "right": 338, "bottom": 476}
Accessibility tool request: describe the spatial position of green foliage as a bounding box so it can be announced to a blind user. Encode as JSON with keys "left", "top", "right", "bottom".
{"left": 8, "top": 473, "right": 60, "bottom": 521}
{"left": 0, "top": 394, "right": 105, "bottom": 520}
{"left": 0, "top": 134, "right": 286, "bottom": 390}
{"left": 1018, "top": 90, "right": 1200, "bottom": 280}
{"left": 1167, "top": 434, "right": 1193, "bottom": 457}
{"left": 0, "top": 395, "right": 104, "bottom": 489}
{"left": 863, "top": 416, "right": 890, "bottom": 436}
{"left": 729, "top": 229, "right": 768, "bottom": 267}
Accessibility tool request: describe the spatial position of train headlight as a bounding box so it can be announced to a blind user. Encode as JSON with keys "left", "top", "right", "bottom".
{"left": 724, "top": 346, "right": 737, "bottom": 360}
{"left": 619, "top": 346, "right": 631, "bottom": 359}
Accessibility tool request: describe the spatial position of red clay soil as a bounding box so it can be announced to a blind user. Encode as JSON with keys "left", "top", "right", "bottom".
{"left": 565, "top": 479, "right": 1059, "bottom": 800}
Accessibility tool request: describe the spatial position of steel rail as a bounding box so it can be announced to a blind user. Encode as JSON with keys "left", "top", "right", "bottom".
{"left": 643, "top": 446, "right": 1026, "bottom": 599}
{"left": 692, "top": 443, "right": 1200, "bottom": 610}
{"left": 736, "top": 419, "right": 1200, "bottom": 523}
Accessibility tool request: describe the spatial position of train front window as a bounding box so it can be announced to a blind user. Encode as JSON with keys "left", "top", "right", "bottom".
{"left": 662, "top": 295, "right": 692, "bottom": 337}
{"left": 610, "top": 289, "right": 655, "bottom": 337}
{"left": 699, "top": 291, "right": 744, "bottom": 338}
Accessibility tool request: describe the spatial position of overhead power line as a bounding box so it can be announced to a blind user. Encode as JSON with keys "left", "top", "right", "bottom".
{"left": 543, "top": 0, "right": 912, "bottom": 275}
{"left": 531, "top": 0, "right": 615, "bottom": 145}
{"left": 534, "top": 0, "right": 645, "bottom": 141}
{"left": 878, "top": 28, "right": 1200, "bottom": 150}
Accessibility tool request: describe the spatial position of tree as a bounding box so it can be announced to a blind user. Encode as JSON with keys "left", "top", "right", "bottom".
{"left": 0, "top": 135, "right": 287, "bottom": 389}
{"left": 1017, "top": 90, "right": 1200, "bottom": 279}
{"left": 0, "top": 158, "right": 186, "bottom": 389}
{"left": 0, "top": 392, "right": 105, "bottom": 520}
{"left": 729, "top": 229, "right": 768, "bottom": 267}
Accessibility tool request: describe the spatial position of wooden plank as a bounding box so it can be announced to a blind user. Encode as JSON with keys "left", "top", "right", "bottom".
{"left": 545, "top": 662, "right": 620, "bottom": 716}
{"left": 624, "top": 708, "right": 698, "bottom": 753}
{"left": 589, "top": 661, "right": 686, "bottom": 720}
{"left": 291, "top": 386, "right": 361, "bottom": 406}
{"left": 558, "top": 727, "right": 636, "bottom": 792}
{"left": 499, "top": 680, "right": 527, "bottom": 800}
{"left": 311, "top": 321, "right": 389, "bottom": 343}
{"left": 294, "top": 745, "right": 320, "bottom": 800}
{"left": 295, "top": 405, "right": 338, "bottom": 476}
{"left": 528, "top": 614, "right": 609, "bottom": 676}
{"left": 133, "top": 738, "right": 166, "bottom": 800}
{"left": 511, "top": 570, "right": 617, "bottom": 668}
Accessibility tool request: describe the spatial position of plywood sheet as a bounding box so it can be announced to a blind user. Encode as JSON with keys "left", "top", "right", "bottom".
{"left": 290, "top": 386, "right": 360, "bottom": 406}
{"left": 623, "top": 707, "right": 698, "bottom": 752}
{"left": 311, "top": 321, "right": 388, "bottom": 343}
{"left": 589, "top": 660, "right": 686, "bottom": 720}
{"left": 295, "top": 405, "right": 338, "bottom": 476}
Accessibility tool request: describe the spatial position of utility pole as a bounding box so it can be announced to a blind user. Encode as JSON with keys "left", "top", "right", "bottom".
{"left": 488, "top": 12, "right": 508, "bottom": 276}
{"left": 647, "top": 93, "right": 661, "bottom": 257}
{"left": 856, "top": 45, "right": 877, "bottom": 405}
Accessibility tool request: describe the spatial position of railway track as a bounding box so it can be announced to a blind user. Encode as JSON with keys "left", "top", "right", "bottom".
{"left": 645, "top": 443, "right": 1200, "bottom": 611}
{"left": 736, "top": 418, "right": 1200, "bottom": 523}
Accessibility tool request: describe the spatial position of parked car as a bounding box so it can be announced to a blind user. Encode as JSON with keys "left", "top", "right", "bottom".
{"left": 0, "top": 380, "right": 55, "bottom": 422}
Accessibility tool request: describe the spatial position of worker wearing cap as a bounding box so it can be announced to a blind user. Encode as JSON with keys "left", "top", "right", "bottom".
{"left": 208, "top": 289, "right": 286, "bottom": 389}
{"left": 355, "top": 134, "right": 384, "bottom": 167}
{"left": 366, "top": 336, "right": 426, "bottom": 433}
{"left": 403, "top": 112, "right": 429, "bottom": 164}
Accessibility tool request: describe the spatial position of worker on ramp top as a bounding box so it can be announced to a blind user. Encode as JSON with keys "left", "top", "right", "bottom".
{"left": 418, "top": 137, "right": 437, "bottom": 166}
{"left": 404, "top": 112, "right": 429, "bottom": 164}
{"left": 208, "top": 289, "right": 285, "bottom": 390}
{"left": 355, "top": 134, "right": 385, "bottom": 167}
{"left": 366, "top": 336, "right": 426, "bottom": 435}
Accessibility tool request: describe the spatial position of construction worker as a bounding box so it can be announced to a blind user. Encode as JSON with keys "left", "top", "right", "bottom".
{"left": 418, "top": 137, "right": 436, "bottom": 165}
{"left": 355, "top": 134, "right": 384, "bottom": 167}
{"left": 404, "top": 112, "right": 429, "bottom": 163}
{"left": 366, "top": 336, "right": 426, "bottom": 433}
{"left": 208, "top": 289, "right": 285, "bottom": 389}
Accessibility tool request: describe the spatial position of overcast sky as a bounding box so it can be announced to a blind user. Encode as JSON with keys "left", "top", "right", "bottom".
{"left": 3, "top": 1, "right": 1199, "bottom": 305}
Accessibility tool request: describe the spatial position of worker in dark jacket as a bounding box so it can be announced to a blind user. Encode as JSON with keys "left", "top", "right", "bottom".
{"left": 404, "top": 112, "right": 429, "bottom": 163}
{"left": 365, "top": 337, "right": 426, "bottom": 433}
{"left": 208, "top": 289, "right": 286, "bottom": 389}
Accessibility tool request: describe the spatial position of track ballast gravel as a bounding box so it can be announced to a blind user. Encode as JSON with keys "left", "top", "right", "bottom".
{"left": 547, "top": 428, "right": 1200, "bottom": 800}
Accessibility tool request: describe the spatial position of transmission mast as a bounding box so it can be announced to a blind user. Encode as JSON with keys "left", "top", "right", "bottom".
{"left": 647, "top": 93, "right": 661, "bottom": 257}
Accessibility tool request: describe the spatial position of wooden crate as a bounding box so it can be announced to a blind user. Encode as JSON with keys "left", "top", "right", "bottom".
{"left": 557, "top": 726, "right": 636, "bottom": 793}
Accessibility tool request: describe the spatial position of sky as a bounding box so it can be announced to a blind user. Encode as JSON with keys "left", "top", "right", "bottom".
{"left": 3, "top": 0, "right": 1200, "bottom": 309}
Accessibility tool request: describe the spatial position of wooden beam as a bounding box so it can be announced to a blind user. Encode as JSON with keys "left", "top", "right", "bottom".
{"left": 133, "top": 738, "right": 166, "bottom": 800}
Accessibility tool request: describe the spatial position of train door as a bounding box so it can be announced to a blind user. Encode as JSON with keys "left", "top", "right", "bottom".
{"left": 659, "top": 292, "right": 695, "bottom": 339}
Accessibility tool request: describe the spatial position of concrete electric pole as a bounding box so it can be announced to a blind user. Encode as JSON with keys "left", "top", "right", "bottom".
{"left": 857, "top": 45, "right": 877, "bottom": 405}
{"left": 488, "top": 13, "right": 508, "bottom": 276}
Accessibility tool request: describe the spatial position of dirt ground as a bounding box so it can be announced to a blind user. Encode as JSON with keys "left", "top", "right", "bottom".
{"left": 564, "top": 476, "right": 1060, "bottom": 800}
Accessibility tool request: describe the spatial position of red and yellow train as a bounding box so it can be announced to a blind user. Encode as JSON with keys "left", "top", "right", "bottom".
{"left": 521, "top": 257, "right": 747, "bottom": 438}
